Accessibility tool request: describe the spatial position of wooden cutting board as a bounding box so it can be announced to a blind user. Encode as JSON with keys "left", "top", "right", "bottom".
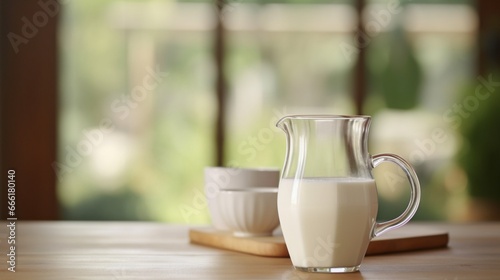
{"left": 189, "top": 224, "right": 449, "bottom": 257}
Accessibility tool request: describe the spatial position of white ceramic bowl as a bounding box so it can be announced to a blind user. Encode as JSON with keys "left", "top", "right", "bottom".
{"left": 218, "top": 188, "right": 280, "bottom": 237}
{"left": 204, "top": 167, "right": 279, "bottom": 230}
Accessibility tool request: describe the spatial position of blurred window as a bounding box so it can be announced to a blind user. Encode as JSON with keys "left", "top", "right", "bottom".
{"left": 59, "top": 0, "right": 475, "bottom": 223}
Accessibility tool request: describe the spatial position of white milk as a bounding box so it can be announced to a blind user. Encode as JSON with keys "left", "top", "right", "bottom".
{"left": 278, "top": 177, "right": 378, "bottom": 268}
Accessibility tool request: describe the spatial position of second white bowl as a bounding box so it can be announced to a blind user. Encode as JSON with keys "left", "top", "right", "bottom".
{"left": 204, "top": 167, "right": 279, "bottom": 231}
{"left": 218, "top": 188, "right": 279, "bottom": 237}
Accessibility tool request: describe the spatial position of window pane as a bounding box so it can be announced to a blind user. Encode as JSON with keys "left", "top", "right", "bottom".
{"left": 59, "top": 0, "right": 214, "bottom": 223}
{"left": 224, "top": 3, "right": 357, "bottom": 168}
{"left": 365, "top": 1, "right": 475, "bottom": 220}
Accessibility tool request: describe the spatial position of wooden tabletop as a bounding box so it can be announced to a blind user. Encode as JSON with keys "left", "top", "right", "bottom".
{"left": 0, "top": 222, "right": 499, "bottom": 279}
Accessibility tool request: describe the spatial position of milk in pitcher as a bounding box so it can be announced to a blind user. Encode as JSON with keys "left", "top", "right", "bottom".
{"left": 278, "top": 177, "right": 378, "bottom": 268}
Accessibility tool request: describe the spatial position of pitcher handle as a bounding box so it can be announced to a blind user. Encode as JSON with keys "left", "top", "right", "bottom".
{"left": 371, "top": 153, "right": 421, "bottom": 237}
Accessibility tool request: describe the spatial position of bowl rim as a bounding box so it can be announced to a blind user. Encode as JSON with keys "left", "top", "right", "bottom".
{"left": 204, "top": 166, "right": 280, "bottom": 172}
{"left": 218, "top": 187, "right": 278, "bottom": 193}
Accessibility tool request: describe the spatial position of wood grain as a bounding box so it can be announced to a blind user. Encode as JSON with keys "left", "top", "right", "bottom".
{"left": 189, "top": 225, "right": 448, "bottom": 257}
{"left": 189, "top": 228, "right": 289, "bottom": 257}
{"left": 0, "top": 222, "right": 499, "bottom": 280}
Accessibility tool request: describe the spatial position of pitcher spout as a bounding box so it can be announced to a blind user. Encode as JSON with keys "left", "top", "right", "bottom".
{"left": 276, "top": 116, "right": 291, "bottom": 132}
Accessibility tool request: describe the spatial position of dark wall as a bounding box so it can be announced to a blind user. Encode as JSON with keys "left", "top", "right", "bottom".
{"left": 0, "top": 0, "right": 59, "bottom": 220}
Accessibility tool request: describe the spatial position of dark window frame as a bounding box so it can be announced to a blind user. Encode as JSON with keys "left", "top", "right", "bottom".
{"left": 1, "top": 0, "right": 59, "bottom": 220}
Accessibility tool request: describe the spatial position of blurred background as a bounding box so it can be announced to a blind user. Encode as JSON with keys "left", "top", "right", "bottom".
{"left": 1, "top": 0, "right": 499, "bottom": 223}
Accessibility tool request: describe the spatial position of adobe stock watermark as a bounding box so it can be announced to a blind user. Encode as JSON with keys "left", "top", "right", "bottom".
{"left": 7, "top": 0, "right": 71, "bottom": 54}
{"left": 178, "top": 107, "right": 288, "bottom": 222}
{"left": 339, "top": 0, "right": 410, "bottom": 62}
{"left": 383, "top": 74, "right": 500, "bottom": 188}
{"left": 303, "top": 235, "right": 337, "bottom": 268}
{"left": 107, "top": 265, "right": 131, "bottom": 280}
{"left": 214, "top": 0, "right": 241, "bottom": 22}
{"left": 280, "top": 234, "right": 336, "bottom": 280}
{"left": 51, "top": 65, "right": 168, "bottom": 181}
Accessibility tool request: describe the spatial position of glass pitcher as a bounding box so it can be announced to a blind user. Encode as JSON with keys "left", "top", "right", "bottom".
{"left": 276, "top": 115, "right": 420, "bottom": 273}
